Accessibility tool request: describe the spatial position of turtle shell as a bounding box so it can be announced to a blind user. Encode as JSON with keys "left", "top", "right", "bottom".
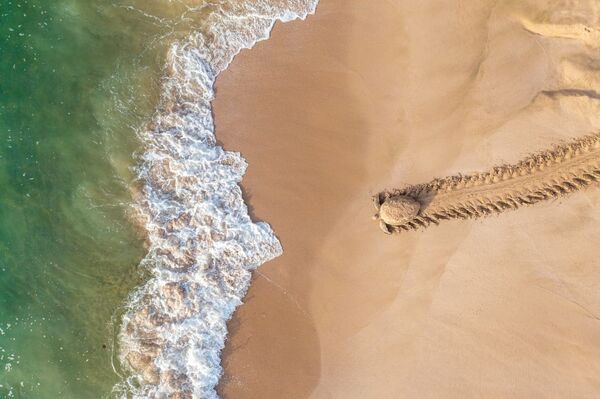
{"left": 379, "top": 196, "right": 420, "bottom": 226}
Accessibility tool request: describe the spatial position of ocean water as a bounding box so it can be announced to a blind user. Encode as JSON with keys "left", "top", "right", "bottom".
{"left": 0, "top": 1, "right": 167, "bottom": 397}
{"left": 0, "top": 0, "right": 317, "bottom": 398}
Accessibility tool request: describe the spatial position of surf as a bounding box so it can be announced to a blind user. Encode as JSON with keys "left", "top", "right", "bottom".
{"left": 115, "top": 1, "right": 319, "bottom": 398}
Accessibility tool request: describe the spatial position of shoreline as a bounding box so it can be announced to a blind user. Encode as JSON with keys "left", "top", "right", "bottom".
{"left": 115, "top": 2, "right": 319, "bottom": 397}
{"left": 215, "top": 1, "right": 600, "bottom": 398}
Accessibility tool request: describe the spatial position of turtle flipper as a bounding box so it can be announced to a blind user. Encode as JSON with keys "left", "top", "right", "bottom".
{"left": 372, "top": 193, "right": 383, "bottom": 210}
{"left": 379, "top": 220, "right": 392, "bottom": 235}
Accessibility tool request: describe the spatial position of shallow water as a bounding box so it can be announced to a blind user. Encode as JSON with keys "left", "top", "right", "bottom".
{"left": 0, "top": 0, "right": 187, "bottom": 397}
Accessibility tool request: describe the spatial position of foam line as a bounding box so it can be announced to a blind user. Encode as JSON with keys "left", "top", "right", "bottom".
{"left": 114, "top": 1, "right": 319, "bottom": 398}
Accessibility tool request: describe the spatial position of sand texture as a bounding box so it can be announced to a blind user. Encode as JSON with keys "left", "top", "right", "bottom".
{"left": 214, "top": 0, "right": 600, "bottom": 398}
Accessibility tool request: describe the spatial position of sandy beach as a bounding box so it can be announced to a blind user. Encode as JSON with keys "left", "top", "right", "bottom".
{"left": 214, "top": 1, "right": 600, "bottom": 398}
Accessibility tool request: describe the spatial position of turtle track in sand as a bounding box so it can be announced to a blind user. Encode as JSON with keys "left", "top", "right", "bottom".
{"left": 377, "top": 133, "right": 600, "bottom": 233}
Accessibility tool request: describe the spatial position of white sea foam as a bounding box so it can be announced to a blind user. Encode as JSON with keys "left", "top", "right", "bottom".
{"left": 114, "top": 1, "right": 318, "bottom": 398}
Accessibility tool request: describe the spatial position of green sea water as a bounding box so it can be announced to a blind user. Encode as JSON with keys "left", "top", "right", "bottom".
{"left": 0, "top": 1, "right": 205, "bottom": 397}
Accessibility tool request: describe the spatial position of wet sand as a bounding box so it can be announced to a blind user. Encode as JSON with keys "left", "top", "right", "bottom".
{"left": 214, "top": 0, "right": 600, "bottom": 398}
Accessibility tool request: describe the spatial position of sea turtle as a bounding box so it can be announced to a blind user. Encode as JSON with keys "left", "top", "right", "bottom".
{"left": 372, "top": 193, "right": 421, "bottom": 234}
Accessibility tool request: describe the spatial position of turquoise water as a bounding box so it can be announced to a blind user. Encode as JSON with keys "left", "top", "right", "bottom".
{"left": 0, "top": 1, "right": 197, "bottom": 397}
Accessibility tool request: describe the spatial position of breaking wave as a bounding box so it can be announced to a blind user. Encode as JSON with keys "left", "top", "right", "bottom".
{"left": 113, "top": 1, "right": 318, "bottom": 398}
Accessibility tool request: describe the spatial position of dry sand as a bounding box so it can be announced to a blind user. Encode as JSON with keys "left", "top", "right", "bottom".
{"left": 214, "top": 0, "right": 600, "bottom": 397}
